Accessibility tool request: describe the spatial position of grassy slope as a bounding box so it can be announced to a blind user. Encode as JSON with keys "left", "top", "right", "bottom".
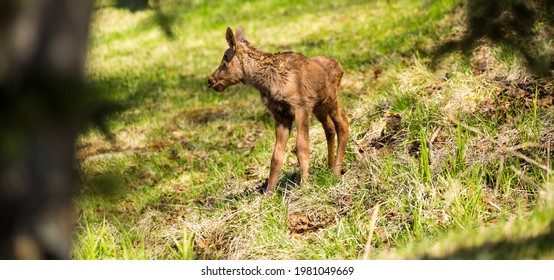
{"left": 74, "top": 0, "right": 554, "bottom": 259}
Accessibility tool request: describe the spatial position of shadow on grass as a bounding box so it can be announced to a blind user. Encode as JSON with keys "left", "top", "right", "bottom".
{"left": 252, "top": 172, "right": 302, "bottom": 196}
{"left": 115, "top": 0, "right": 149, "bottom": 12}
{"left": 421, "top": 222, "right": 554, "bottom": 259}
{"left": 93, "top": 71, "right": 211, "bottom": 110}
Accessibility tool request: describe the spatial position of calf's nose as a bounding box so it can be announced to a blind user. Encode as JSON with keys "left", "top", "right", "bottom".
{"left": 208, "top": 77, "right": 215, "bottom": 88}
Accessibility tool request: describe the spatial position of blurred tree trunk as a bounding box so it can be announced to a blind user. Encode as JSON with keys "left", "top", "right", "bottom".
{"left": 0, "top": 0, "right": 94, "bottom": 259}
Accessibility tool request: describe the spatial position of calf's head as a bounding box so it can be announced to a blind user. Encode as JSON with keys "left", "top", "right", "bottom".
{"left": 208, "top": 25, "right": 249, "bottom": 92}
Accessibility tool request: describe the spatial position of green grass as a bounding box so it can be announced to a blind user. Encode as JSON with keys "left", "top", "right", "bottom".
{"left": 73, "top": 0, "right": 554, "bottom": 259}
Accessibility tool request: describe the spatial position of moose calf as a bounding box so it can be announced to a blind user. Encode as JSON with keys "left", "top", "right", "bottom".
{"left": 208, "top": 25, "right": 349, "bottom": 195}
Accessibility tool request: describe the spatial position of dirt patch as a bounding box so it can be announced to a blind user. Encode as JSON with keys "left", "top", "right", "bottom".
{"left": 357, "top": 112, "right": 404, "bottom": 155}
{"left": 286, "top": 211, "right": 334, "bottom": 236}
{"left": 425, "top": 81, "right": 447, "bottom": 95}
{"left": 359, "top": 65, "right": 384, "bottom": 81}
{"left": 77, "top": 139, "right": 173, "bottom": 159}
{"left": 478, "top": 78, "right": 554, "bottom": 121}
{"left": 76, "top": 126, "right": 180, "bottom": 159}
{"left": 472, "top": 45, "right": 495, "bottom": 75}
{"left": 180, "top": 107, "right": 229, "bottom": 124}
{"left": 332, "top": 192, "right": 354, "bottom": 216}
{"left": 369, "top": 113, "right": 403, "bottom": 149}
{"left": 408, "top": 141, "right": 421, "bottom": 158}
{"left": 235, "top": 125, "right": 264, "bottom": 151}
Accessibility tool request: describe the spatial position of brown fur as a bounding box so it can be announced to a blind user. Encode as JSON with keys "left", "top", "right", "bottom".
{"left": 208, "top": 25, "right": 349, "bottom": 195}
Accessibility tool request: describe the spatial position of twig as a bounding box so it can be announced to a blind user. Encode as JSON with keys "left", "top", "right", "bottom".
{"left": 506, "top": 142, "right": 540, "bottom": 151}
{"left": 487, "top": 201, "right": 502, "bottom": 211}
{"left": 510, "top": 166, "right": 542, "bottom": 191}
{"left": 363, "top": 203, "right": 381, "bottom": 260}
{"left": 495, "top": 157, "right": 505, "bottom": 190}
{"left": 429, "top": 126, "right": 442, "bottom": 144}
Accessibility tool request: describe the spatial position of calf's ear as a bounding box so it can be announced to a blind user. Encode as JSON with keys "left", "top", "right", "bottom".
{"left": 226, "top": 27, "right": 236, "bottom": 49}
{"left": 235, "top": 25, "right": 249, "bottom": 44}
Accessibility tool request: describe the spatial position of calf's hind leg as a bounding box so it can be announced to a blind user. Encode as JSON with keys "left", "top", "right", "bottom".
{"left": 330, "top": 108, "right": 349, "bottom": 176}
{"left": 314, "top": 108, "right": 336, "bottom": 170}
{"left": 294, "top": 109, "right": 311, "bottom": 184}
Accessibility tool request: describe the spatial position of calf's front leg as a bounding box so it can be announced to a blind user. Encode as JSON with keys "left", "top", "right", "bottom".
{"left": 266, "top": 118, "right": 292, "bottom": 195}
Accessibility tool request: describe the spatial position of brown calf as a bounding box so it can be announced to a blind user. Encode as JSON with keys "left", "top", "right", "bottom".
{"left": 208, "top": 25, "right": 349, "bottom": 195}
